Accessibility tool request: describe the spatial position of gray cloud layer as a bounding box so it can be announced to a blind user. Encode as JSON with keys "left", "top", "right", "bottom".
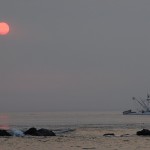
{"left": 0, "top": 0, "right": 150, "bottom": 112}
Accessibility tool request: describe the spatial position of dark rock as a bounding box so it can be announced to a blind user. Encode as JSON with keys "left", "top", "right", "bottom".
{"left": 24, "top": 127, "right": 56, "bottom": 136}
{"left": 103, "top": 133, "right": 115, "bottom": 137}
{"left": 37, "top": 128, "right": 55, "bottom": 136}
{"left": 24, "top": 127, "right": 38, "bottom": 136}
{"left": 0, "top": 130, "right": 11, "bottom": 136}
{"left": 137, "top": 129, "right": 150, "bottom": 136}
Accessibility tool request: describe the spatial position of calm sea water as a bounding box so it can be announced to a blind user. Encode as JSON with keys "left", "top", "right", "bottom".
{"left": 0, "top": 111, "right": 150, "bottom": 130}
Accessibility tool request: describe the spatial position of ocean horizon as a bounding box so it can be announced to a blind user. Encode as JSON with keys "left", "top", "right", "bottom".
{"left": 0, "top": 111, "right": 149, "bottom": 131}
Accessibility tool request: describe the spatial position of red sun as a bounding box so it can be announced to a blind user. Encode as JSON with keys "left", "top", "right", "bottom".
{"left": 0, "top": 22, "right": 10, "bottom": 35}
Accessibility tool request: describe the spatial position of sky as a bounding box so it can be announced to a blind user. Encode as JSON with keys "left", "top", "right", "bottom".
{"left": 1, "top": 0, "right": 150, "bottom": 112}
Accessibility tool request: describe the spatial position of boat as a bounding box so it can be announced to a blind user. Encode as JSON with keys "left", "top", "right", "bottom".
{"left": 123, "top": 94, "right": 150, "bottom": 115}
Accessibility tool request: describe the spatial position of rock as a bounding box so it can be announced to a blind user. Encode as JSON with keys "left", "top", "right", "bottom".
{"left": 24, "top": 127, "right": 56, "bottom": 136}
{"left": 137, "top": 129, "right": 150, "bottom": 136}
{"left": 24, "top": 127, "right": 38, "bottom": 136}
{"left": 0, "top": 129, "right": 11, "bottom": 136}
{"left": 37, "top": 128, "right": 55, "bottom": 136}
{"left": 103, "top": 133, "right": 115, "bottom": 137}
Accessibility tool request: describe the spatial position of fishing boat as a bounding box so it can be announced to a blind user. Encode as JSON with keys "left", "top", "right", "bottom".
{"left": 123, "top": 94, "right": 150, "bottom": 115}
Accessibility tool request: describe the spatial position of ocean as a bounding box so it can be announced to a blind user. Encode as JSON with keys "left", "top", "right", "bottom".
{"left": 0, "top": 111, "right": 150, "bottom": 131}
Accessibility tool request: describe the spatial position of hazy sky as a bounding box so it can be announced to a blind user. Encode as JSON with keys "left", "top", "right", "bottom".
{"left": 1, "top": 0, "right": 150, "bottom": 112}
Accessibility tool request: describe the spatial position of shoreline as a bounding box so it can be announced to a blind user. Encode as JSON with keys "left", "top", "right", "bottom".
{"left": 0, "top": 128, "right": 149, "bottom": 150}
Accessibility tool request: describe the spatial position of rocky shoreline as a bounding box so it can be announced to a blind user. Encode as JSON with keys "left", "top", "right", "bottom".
{"left": 0, "top": 128, "right": 150, "bottom": 150}
{"left": 0, "top": 127, "right": 56, "bottom": 137}
{"left": 1, "top": 127, "right": 150, "bottom": 137}
{"left": 103, "top": 129, "right": 150, "bottom": 137}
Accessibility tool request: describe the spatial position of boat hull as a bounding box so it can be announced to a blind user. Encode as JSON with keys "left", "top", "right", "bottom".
{"left": 123, "top": 113, "right": 150, "bottom": 115}
{"left": 123, "top": 110, "right": 150, "bottom": 115}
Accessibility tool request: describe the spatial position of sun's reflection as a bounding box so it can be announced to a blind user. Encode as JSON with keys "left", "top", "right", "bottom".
{"left": 0, "top": 114, "right": 9, "bottom": 130}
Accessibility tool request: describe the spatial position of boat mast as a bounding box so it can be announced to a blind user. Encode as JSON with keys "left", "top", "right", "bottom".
{"left": 140, "top": 98, "right": 149, "bottom": 111}
{"left": 132, "top": 97, "right": 148, "bottom": 111}
{"left": 147, "top": 93, "right": 150, "bottom": 109}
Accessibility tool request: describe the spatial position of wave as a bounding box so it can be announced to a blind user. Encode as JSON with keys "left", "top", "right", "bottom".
{"left": 53, "top": 128, "right": 76, "bottom": 135}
